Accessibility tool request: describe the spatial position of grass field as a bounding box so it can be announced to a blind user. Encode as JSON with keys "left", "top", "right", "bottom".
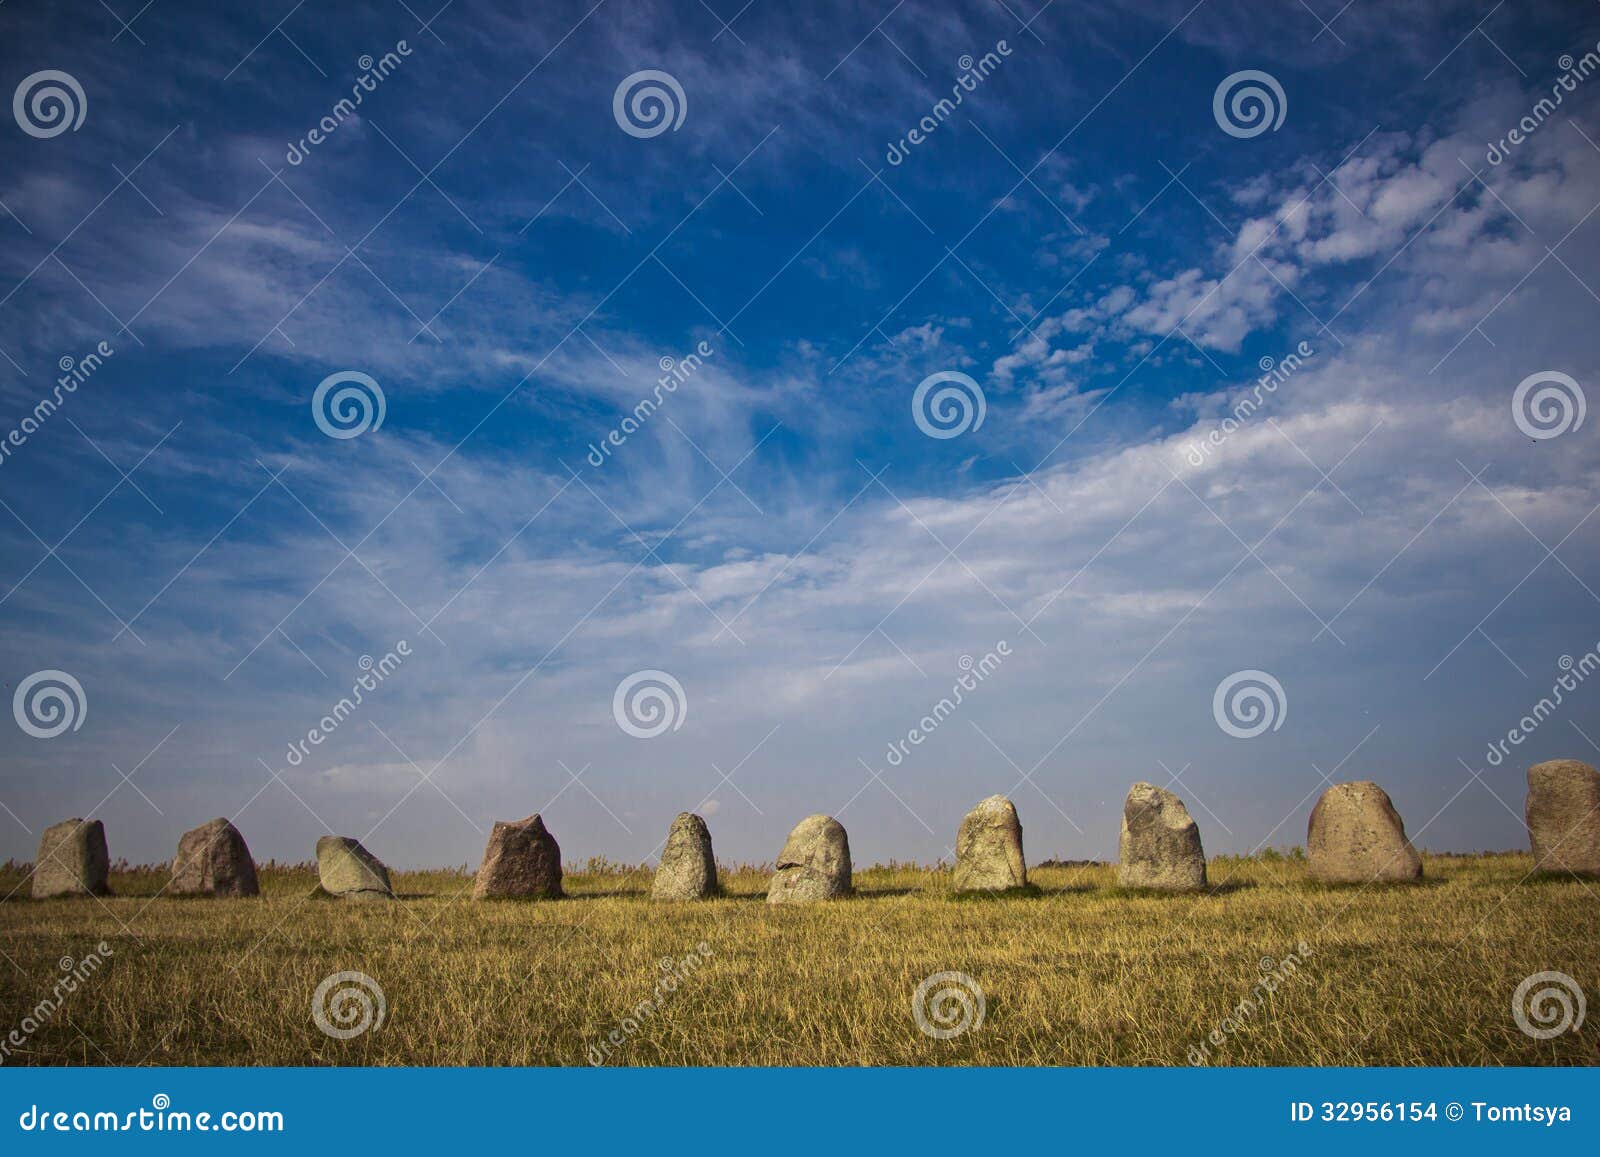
{"left": 1, "top": 853, "right": 1595, "bottom": 1066}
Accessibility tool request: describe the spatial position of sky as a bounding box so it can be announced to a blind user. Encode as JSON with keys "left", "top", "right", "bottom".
{"left": 0, "top": 0, "right": 1597, "bottom": 872}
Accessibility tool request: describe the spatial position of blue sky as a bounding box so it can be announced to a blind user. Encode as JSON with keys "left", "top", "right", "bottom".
{"left": 1, "top": 0, "right": 1597, "bottom": 871}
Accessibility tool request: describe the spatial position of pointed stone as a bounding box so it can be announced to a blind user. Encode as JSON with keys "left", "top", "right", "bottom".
{"left": 473, "top": 814, "right": 563, "bottom": 899}
{"left": 32, "top": 818, "right": 109, "bottom": 898}
{"left": 651, "top": 812, "right": 717, "bottom": 901}
{"left": 767, "top": 814, "right": 851, "bottom": 904}
{"left": 952, "top": 795, "right": 1027, "bottom": 892}
{"left": 1118, "top": 782, "right": 1207, "bottom": 891}
{"left": 1526, "top": 759, "right": 1600, "bottom": 875}
{"left": 1307, "top": 782, "right": 1421, "bottom": 883}
{"left": 171, "top": 818, "right": 259, "bottom": 897}
{"left": 316, "top": 835, "right": 394, "bottom": 900}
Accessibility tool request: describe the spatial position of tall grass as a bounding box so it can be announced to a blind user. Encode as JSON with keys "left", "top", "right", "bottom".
{"left": 0, "top": 853, "right": 1593, "bottom": 1066}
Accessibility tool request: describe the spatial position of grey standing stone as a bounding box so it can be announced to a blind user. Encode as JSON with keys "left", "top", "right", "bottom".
{"left": 316, "top": 835, "right": 394, "bottom": 900}
{"left": 170, "top": 817, "right": 259, "bottom": 897}
{"left": 1307, "top": 781, "right": 1422, "bottom": 883}
{"left": 952, "top": 795, "right": 1027, "bottom": 892}
{"left": 1118, "top": 782, "right": 1208, "bottom": 891}
{"left": 31, "top": 818, "right": 110, "bottom": 899}
{"left": 767, "top": 814, "right": 851, "bottom": 904}
{"left": 651, "top": 812, "right": 717, "bottom": 901}
{"left": 1526, "top": 759, "right": 1600, "bottom": 875}
{"left": 473, "top": 814, "right": 563, "bottom": 899}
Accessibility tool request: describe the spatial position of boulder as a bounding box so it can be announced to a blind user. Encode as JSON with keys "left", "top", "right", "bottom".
{"left": 767, "top": 814, "right": 851, "bottom": 904}
{"left": 31, "top": 818, "right": 109, "bottom": 898}
{"left": 1526, "top": 759, "right": 1600, "bottom": 875}
{"left": 651, "top": 812, "right": 717, "bottom": 901}
{"left": 1118, "top": 782, "right": 1207, "bottom": 891}
{"left": 473, "top": 814, "right": 563, "bottom": 899}
{"left": 951, "top": 795, "right": 1027, "bottom": 892}
{"left": 315, "top": 835, "right": 394, "bottom": 900}
{"left": 1307, "top": 782, "right": 1422, "bottom": 883}
{"left": 170, "top": 818, "right": 259, "bottom": 897}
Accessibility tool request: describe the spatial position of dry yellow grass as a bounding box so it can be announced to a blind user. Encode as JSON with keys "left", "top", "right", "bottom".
{"left": 1, "top": 853, "right": 1595, "bottom": 1066}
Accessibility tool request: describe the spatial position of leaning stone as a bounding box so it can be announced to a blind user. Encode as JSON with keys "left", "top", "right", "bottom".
{"left": 170, "top": 818, "right": 259, "bottom": 897}
{"left": 767, "top": 814, "right": 851, "bottom": 904}
{"left": 1307, "top": 781, "right": 1422, "bottom": 883}
{"left": 316, "top": 835, "right": 394, "bottom": 900}
{"left": 1118, "top": 782, "right": 1208, "bottom": 891}
{"left": 473, "top": 814, "right": 563, "bottom": 899}
{"left": 1526, "top": 759, "right": 1600, "bottom": 875}
{"left": 32, "top": 818, "right": 110, "bottom": 898}
{"left": 952, "top": 795, "right": 1027, "bottom": 892}
{"left": 651, "top": 812, "right": 717, "bottom": 901}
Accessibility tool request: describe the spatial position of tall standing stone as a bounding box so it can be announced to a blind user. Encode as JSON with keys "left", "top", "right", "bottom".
{"left": 315, "top": 835, "right": 394, "bottom": 900}
{"left": 1307, "top": 781, "right": 1422, "bottom": 883}
{"left": 473, "top": 814, "right": 563, "bottom": 899}
{"left": 651, "top": 812, "right": 717, "bottom": 901}
{"left": 1526, "top": 759, "right": 1600, "bottom": 875}
{"left": 170, "top": 818, "right": 260, "bottom": 897}
{"left": 952, "top": 795, "right": 1027, "bottom": 892}
{"left": 31, "top": 818, "right": 110, "bottom": 898}
{"left": 1118, "top": 782, "right": 1207, "bottom": 891}
{"left": 767, "top": 814, "right": 851, "bottom": 904}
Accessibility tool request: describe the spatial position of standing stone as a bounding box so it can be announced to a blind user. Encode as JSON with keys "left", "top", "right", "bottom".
{"left": 767, "top": 814, "right": 851, "bottom": 904}
{"left": 315, "top": 835, "right": 394, "bottom": 900}
{"left": 1118, "top": 782, "right": 1208, "bottom": 891}
{"left": 1526, "top": 759, "right": 1600, "bottom": 875}
{"left": 31, "top": 818, "right": 110, "bottom": 899}
{"left": 952, "top": 795, "right": 1027, "bottom": 892}
{"left": 1307, "top": 781, "right": 1422, "bottom": 883}
{"left": 170, "top": 818, "right": 260, "bottom": 897}
{"left": 473, "top": 814, "right": 563, "bottom": 899}
{"left": 651, "top": 812, "right": 717, "bottom": 901}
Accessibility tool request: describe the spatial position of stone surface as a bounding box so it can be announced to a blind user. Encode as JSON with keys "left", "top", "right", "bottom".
{"left": 473, "top": 814, "right": 563, "bottom": 899}
{"left": 1118, "top": 782, "right": 1208, "bottom": 891}
{"left": 31, "top": 818, "right": 110, "bottom": 898}
{"left": 1526, "top": 759, "right": 1600, "bottom": 875}
{"left": 170, "top": 818, "right": 259, "bottom": 897}
{"left": 1307, "top": 782, "right": 1422, "bottom": 883}
{"left": 767, "top": 814, "right": 851, "bottom": 904}
{"left": 651, "top": 812, "right": 717, "bottom": 901}
{"left": 316, "top": 835, "right": 394, "bottom": 900}
{"left": 951, "top": 795, "right": 1027, "bottom": 892}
